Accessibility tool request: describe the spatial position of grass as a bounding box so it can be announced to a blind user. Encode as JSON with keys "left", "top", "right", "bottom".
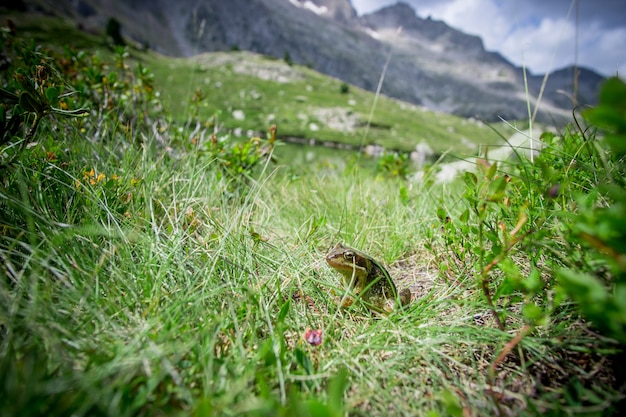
{"left": 1, "top": 10, "right": 625, "bottom": 417}
{"left": 2, "top": 135, "right": 622, "bottom": 416}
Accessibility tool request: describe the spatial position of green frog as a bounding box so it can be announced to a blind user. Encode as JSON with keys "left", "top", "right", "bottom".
{"left": 325, "top": 242, "right": 411, "bottom": 314}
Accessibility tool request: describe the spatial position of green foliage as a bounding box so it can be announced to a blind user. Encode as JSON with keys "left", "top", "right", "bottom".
{"left": 199, "top": 125, "right": 277, "bottom": 191}
{"left": 556, "top": 77, "right": 626, "bottom": 343}
{"left": 339, "top": 82, "right": 350, "bottom": 94}
{"left": 376, "top": 151, "right": 412, "bottom": 179}
{"left": 283, "top": 51, "right": 293, "bottom": 66}
{"left": 0, "top": 32, "right": 88, "bottom": 168}
{"left": 584, "top": 77, "right": 626, "bottom": 157}
{"left": 431, "top": 77, "right": 626, "bottom": 343}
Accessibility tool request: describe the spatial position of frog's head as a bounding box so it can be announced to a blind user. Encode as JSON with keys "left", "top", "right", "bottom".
{"left": 325, "top": 242, "right": 368, "bottom": 277}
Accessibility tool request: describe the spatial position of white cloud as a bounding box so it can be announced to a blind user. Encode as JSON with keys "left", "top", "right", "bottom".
{"left": 500, "top": 17, "right": 577, "bottom": 74}
{"left": 498, "top": 18, "right": 626, "bottom": 76}
{"left": 417, "top": 0, "right": 509, "bottom": 50}
{"left": 584, "top": 26, "right": 626, "bottom": 76}
{"left": 351, "top": 0, "right": 625, "bottom": 76}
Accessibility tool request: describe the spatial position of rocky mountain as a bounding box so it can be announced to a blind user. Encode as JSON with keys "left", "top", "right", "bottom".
{"left": 8, "top": 0, "right": 604, "bottom": 123}
{"left": 302, "top": 0, "right": 358, "bottom": 25}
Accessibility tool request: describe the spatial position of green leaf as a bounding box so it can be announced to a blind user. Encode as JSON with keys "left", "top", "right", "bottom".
{"left": 494, "top": 175, "right": 508, "bottom": 193}
{"left": 0, "top": 88, "right": 19, "bottom": 104}
{"left": 495, "top": 275, "right": 517, "bottom": 300}
{"left": 462, "top": 171, "right": 477, "bottom": 188}
{"left": 51, "top": 107, "right": 90, "bottom": 117}
{"left": 277, "top": 299, "right": 290, "bottom": 323}
{"left": 440, "top": 390, "right": 464, "bottom": 417}
{"left": 294, "top": 348, "right": 313, "bottom": 375}
{"left": 522, "top": 268, "right": 543, "bottom": 294}
{"left": 45, "top": 86, "right": 60, "bottom": 104}
{"left": 436, "top": 207, "right": 447, "bottom": 221}
{"left": 19, "top": 92, "right": 43, "bottom": 114}
{"left": 327, "top": 367, "right": 348, "bottom": 415}
{"left": 486, "top": 160, "right": 498, "bottom": 180}
{"left": 522, "top": 303, "right": 543, "bottom": 322}
{"left": 301, "top": 400, "right": 332, "bottom": 417}
{"left": 598, "top": 77, "right": 626, "bottom": 109}
{"left": 557, "top": 268, "right": 608, "bottom": 307}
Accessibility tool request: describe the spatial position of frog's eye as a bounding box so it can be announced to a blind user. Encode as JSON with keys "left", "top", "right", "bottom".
{"left": 344, "top": 251, "right": 355, "bottom": 260}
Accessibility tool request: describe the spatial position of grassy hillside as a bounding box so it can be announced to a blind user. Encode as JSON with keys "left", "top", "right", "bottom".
{"left": 144, "top": 50, "right": 508, "bottom": 153}
{"left": 3, "top": 11, "right": 514, "bottom": 156}
{"left": 1, "top": 11, "right": 625, "bottom": 417}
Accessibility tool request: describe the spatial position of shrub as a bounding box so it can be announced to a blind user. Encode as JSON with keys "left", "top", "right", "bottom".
{"left": 376, "top": 151, "right": 411, "bottom": 179}
{"left": 429, "top": 77, "right": 626, "bottom": 344}
{"left": 106, "top": 17, "right": 125, "bottom": 46}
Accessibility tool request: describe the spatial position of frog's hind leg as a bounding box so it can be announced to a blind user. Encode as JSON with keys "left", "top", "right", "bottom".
{"left": 400, "top": 288, "right": 412, "bottom": 307}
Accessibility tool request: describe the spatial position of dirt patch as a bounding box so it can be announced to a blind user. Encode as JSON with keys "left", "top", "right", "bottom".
{"left": 389, "top": 251, "right": 439, "bottom": 301}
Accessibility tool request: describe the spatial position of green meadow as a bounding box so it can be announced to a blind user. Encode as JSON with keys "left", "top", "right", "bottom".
{"left": 1, "top": 12, "right": 624, "bottom": 417}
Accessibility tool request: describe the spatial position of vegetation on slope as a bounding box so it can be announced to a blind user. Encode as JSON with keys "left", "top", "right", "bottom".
{"left": 2, "top": 12, "right": 514, "bottom": 155}
{"left": 0, "top": 15, "right": 625, "bottom": 417}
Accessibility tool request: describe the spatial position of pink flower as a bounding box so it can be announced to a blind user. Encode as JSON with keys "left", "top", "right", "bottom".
{"left": 305, "top": 328, "right": 322, "bottom": 346}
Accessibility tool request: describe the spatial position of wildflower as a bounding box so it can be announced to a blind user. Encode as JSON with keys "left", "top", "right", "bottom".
{"left": 83, "top": 168, "right": 97, "bottom": 185}
{"left": 304, "top": 328, "right": 322, "bottom": 346}
{"left": 83, "top": 168, "right": 95, "bottom": 179}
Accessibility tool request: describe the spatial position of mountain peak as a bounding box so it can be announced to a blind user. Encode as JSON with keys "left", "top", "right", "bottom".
{"left": 288, "top": 0, "right": 357, "bottom": 24}
{"left": 362, "top": 2, "right": 485, "bottom": 54}
{"left": 380, "top": 1, "right": 417, "bottom": 15}
{"left": 362, "top": 1, "right": 417, "bottom": 29}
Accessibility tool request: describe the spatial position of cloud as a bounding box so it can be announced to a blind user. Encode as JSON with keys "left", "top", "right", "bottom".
{"left": 351, "top": 0, "right": 626, "bottom": 76}
{"left": 500, "top": 17, "right": 577, "bottom": 74}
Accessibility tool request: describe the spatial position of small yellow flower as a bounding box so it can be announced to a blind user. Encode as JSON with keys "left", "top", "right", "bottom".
{"left": 84, "top": 169, "right": 95, "bottom": 180}
{"left": 96, "top": 173, "right": 106, "bottom": 183}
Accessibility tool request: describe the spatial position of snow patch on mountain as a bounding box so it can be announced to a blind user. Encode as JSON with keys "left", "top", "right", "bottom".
{"left": 288, "top": 0, "right": 328, "bottom": 16}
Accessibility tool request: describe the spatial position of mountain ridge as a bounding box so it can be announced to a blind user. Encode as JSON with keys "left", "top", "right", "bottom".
{"left": 5, "top": 0, "right": 604, "bottom": 123}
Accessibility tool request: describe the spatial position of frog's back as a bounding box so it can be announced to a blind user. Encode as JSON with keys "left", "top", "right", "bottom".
{"left": 366, "top": 260, "right": 398, "bottom": 298}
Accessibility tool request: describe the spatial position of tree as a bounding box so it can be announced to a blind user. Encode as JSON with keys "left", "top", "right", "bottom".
{"left": 106, "top": 17, "right": 125, "bottom": 46}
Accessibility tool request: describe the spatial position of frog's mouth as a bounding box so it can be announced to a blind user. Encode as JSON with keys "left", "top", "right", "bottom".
{"left": 328, "top": 262, "right": 356, "bottom": 273}
{"left": 326, "top": 257, "right": 366, "bottom": 276}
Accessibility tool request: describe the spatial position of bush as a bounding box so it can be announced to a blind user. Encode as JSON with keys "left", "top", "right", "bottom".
{"left": 429, "top": 77, "right": 626, "bottom": 343}
{"left": 106, "top": 17, "right": 125, "bottom": 47}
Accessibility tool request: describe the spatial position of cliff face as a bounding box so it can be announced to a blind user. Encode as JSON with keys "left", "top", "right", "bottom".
{"left": 24, "top": 0, "right": 604, "bottom": 122}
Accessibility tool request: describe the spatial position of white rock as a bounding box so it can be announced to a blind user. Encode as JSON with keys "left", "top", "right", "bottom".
{"left": 232, "top": 110, "right": 245, "bottom": 120}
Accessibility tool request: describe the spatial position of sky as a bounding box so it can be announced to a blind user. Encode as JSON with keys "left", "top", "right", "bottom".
{"left": 351, "top": 0, "right": 626, "bottom": 77}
